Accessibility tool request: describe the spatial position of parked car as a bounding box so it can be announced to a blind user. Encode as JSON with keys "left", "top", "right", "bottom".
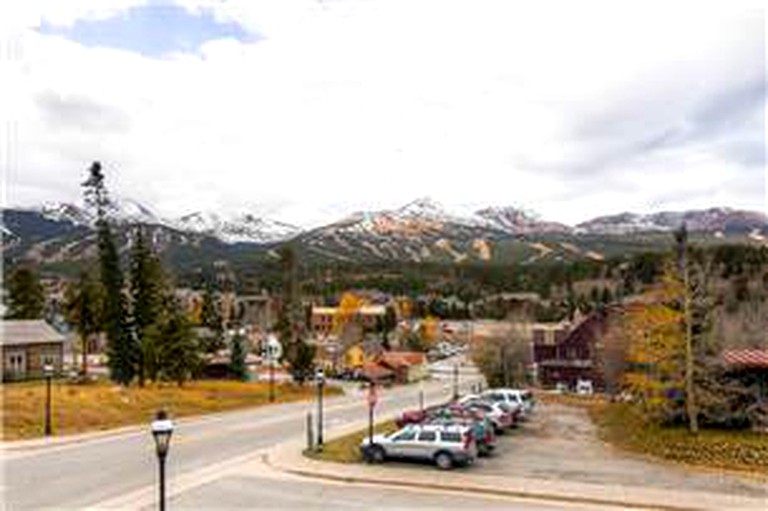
{"left": 360, "top": 424, "right": 477, "bottom": 469}
{"left": 482, "top": 388, "right": 535, "bottom": 417}
{"left": 458, "top": 395, "right": 516, "bottom": 432}
{"left": 427, "top": 405, "right": 497, "bottom": 456}
{"left": 576, "top": 379, "right": 594, "bottom": 395}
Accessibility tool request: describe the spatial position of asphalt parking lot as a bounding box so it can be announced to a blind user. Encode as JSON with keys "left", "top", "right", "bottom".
{"left": 475, "top": 402, "right": 768, "bottom": 498}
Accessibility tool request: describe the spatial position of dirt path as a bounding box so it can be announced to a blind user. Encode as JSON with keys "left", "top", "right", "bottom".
{"left": 477, "top": 403, "right": 768, "bottom": 498}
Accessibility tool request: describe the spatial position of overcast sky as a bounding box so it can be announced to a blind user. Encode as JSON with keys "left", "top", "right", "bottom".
{"left": 3, "top": 0, "right": 766, "bottom": 227}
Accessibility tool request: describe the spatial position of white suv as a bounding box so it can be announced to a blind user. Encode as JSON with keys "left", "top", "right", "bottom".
{"left": 361, "top": 424, "right": 477, "bottom": 469}
{"left": 482, "top": 388, "right": 535, "bottom": 416}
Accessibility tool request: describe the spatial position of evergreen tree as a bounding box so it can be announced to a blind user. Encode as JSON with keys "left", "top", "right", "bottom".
{"left": 381, "top": 304, "right": 397, "bottom": 350}
{"left": 199, "top": 285, "right": 225, "bottom": 353}
{"left": 6, "top": 267, "right": 45, "bottom": 319}
{"left": 83, "top": 161, "right": 135, "bottom": 385}
{"left": 277, "top": 243, "right": 312, "bottom": 382}
{"left": 64, "top": 270, "right": 103, "bottom": 377}
{"left": 291, "top": 339, "right": 316, "bottom": 383}
{"left": 158, "top": 302, "right": 200, "bottom": 386}
{"left": 129, "top": 227, "right": 166, "bottom": 386}
{"left": 600, "top": 287, "right": 613, "bottom": 306}
{"left": 229, "top": 331, "right": 248, "bottom": 381}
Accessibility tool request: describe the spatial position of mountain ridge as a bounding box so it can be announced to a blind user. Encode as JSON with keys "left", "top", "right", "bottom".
{"left": 3, "top": 199, "right": 766, "bottom": 271}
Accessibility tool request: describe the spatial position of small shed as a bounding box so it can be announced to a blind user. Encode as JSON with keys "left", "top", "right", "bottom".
{"left": 1, "top": 320, "right": 66, "bottom": 381}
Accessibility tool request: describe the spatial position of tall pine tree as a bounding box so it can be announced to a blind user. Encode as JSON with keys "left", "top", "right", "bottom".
{"left": 129, "top": 227, "right": 166, "bottom": 386}
{"left": 278, "top": 244, "right": 314, "bottom": 383}
{"left": 83, "top": 161, "right": 136, "bottom": 385}
{"left": 5, "top": 267, "right": 45, "bottom": 319}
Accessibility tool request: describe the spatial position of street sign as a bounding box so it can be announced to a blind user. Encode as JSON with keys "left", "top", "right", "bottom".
{"left": 367, "top": 383, "right": 378, "bottom": 408}
{"left": 264, "top": 334, "right": 283, "bottom": 366}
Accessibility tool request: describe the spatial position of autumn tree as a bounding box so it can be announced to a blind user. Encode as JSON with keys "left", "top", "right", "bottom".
{"left": 472, "top": 317, "right": 531, "bottom": 387}
{"left": 5, "top": 267, "right": 45, "bottom": 319}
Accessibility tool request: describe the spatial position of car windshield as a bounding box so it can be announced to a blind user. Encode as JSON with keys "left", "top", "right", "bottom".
{"left": 391, "top": 429, "right": 417, "bottom": 441}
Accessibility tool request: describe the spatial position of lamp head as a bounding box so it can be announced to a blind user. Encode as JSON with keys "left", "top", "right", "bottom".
{"left": 151, "top": 410, "right": 174, "bottom": 458}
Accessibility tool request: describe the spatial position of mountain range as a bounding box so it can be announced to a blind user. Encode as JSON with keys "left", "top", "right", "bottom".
{"left": 3, "top": 197, "right": 766, "bottom": 271}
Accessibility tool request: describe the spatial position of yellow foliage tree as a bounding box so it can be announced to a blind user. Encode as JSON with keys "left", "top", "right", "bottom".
{"left": 333, "top": 292, "right": 366, "bottom": 334}
{"left": 420, "top": 315, "right": 439, "bottom": 347}
{"left": 333, "top": 293, "right": 366, "bottom": 351}
{"left": 623, "top": 265, "right": 686, "bottom": 420}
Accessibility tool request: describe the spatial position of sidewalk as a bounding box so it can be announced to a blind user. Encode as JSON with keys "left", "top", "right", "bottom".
{"left": 263, "top": 421, "right": 768, "bottom": 511}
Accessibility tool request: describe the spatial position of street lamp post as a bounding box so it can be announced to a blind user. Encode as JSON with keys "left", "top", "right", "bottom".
{"left": 452, "top": 363, "right": 459, "bottom": 401}
{"left": 367, "top": 382, "right": 377, "bottom": 446}
{"left": 43, "top": 363, "right": 54, "bottom": 436}
{"left": 316, "top": 368, "right": 325, "bottom": 450}
{"left": 151, "top": 410, "right": 174, "bottom": 511}
{"left": 419, "top": 379, "right": 425, "bottom": 412}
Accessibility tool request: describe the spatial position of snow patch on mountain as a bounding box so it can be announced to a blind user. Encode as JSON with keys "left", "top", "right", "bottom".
{"left": 173, "top": 211, "right": 300, "bottom": 244}
{"left": 577, "top": 207, "right": 768, "bottom": 235}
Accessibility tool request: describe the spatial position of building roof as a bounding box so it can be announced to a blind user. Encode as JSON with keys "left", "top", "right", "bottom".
{"left": 380, "top": 351, "right": 427, "bottom": 368}
{"left": 1, "top": 320, "right": 66, "bottom": 346}
{"left": 360, "top": 362, "right": 395, "bottom": 381}
{"left": 312, "top": 305, "right": 386, "bottom": 316}
{"left": 723, "top": 349, "right": 768, "bottom": 369}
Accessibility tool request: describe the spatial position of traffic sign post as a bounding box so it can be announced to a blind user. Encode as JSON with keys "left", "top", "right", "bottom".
{"left": 264, "top": 335, "right": 283, "bottom": 403}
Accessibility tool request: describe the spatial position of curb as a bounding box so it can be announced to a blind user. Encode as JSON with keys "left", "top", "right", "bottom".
{"left": 270, "top": 462, "right": 698, "bottom": 511}
{"left": 264, "top": 429, "right": 767, "bottom": 511}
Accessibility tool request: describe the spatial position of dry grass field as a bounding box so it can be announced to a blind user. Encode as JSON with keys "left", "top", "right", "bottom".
{"left": 2, "top": 379, "right": 341, "bottom": 440}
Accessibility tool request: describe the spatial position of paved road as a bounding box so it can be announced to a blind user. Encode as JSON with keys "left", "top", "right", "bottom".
{"left": 4, "top": 360, "right": 483, "bottom": 509}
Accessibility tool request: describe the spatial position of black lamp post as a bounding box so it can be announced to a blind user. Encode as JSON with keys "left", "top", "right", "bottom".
{"left": 453, "top": 363, "right": 459, "bottom": 401}
{"left": 151, "top": 410, "right": 174, "bottom": 511}
{"left": 43, "top": 363, "right": 54, "bottom": 436}
{"left": 316, "top": 368, "right": 324, "bottom": 450}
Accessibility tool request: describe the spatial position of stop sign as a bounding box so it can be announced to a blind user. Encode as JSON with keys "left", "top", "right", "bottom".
{"left": 367, "top": 383, "right": 378, "bottom": 407}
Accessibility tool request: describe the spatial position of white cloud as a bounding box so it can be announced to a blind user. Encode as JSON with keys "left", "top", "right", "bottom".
{"left": 4, "top": 0, "right": 766, "bottom": 227}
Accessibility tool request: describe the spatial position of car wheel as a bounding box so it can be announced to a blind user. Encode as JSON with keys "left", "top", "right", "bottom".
{"left": 434, "top": 452, "right": 454, "bottom": 470}
{"left": 368, "top": 445, "right": 385, "bottom": 464}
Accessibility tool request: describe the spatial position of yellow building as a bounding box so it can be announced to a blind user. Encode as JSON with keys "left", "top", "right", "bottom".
{"left": 344, "top": 344, "right": 365, "bottom": 369}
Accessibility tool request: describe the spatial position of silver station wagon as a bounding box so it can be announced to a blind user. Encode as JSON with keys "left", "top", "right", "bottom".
{"left": 361, "top": 424, "right": 477, "bottom": 470}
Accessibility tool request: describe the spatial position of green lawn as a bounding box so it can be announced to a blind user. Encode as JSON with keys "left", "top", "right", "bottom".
{"left": 304, "top": 420, "right": 399, "bottom": 463}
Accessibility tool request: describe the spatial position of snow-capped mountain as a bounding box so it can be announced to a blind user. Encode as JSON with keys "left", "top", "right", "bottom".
{"left": 5, "top": 197, "right": 766, "bottom": 269}
{"left": 40, "top": 202, "right": 94, "bottom": 226}
{"left": 474, "top": 206, "right": 571, "bottom": 235}
{"left": 38, "top": 199, "right": 160, "bottom": 227}
{"left": 173, "top": 211, "right": 300, "bottom": 244}
{"left": 30, "top": 200, "right": 300, "bottom": 244}
{"left": 576, "top": 208, "right": 768, "bottom": 235}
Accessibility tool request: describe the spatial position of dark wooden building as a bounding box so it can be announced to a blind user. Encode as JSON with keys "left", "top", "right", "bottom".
{"left": 533, "top": 311, "right": 610, "bottom": 390}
